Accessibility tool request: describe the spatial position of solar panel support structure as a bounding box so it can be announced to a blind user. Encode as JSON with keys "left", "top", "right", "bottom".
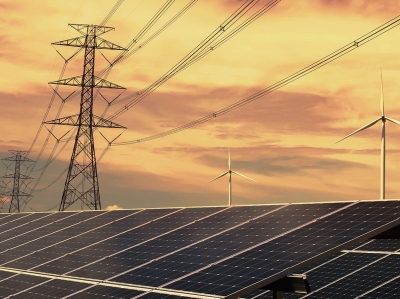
{"left": 261, "top": 274, "right": 311, "bottom": 297}
{"left": 0, "top": 150, "right": 34, "bottom": 213}
{"left": 45, "top": 24, "right": 126, "bottom": 211}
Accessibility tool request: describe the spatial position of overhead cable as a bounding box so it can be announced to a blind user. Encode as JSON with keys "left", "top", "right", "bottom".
{"left": 112, "top": 14, "right": 400, "bottom": 146}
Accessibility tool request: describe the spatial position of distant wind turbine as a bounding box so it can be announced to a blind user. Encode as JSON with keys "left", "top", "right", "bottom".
{"left": 336, "top": 70, "right": 400, "bottom": 199}
{"left": 206, "top": 148, "right": 256, "bottom": 206}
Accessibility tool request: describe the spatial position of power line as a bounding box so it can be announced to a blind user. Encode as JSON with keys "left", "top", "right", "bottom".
{"left": 100, "top": 0, "right": 125, "bottom": 26}
{"left": 112, "top": 14, "right": 400, "bottom": 146}
{"left": 107, "top": 0, "right": 271, "bottom": 120}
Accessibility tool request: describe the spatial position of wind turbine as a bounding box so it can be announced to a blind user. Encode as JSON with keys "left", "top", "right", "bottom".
{"left": 206, "top": 148, "right": 256, "bottom": 206}
{"left": 336, "top": 70, "right": 400, "bottom": 199}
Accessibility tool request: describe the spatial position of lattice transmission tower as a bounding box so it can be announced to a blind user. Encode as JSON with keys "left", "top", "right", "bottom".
{"left": 44, "top": 24, "right": 126, "bottom": 211}
{"left": 0, "top": 150, "right": 34, "bottom": 213}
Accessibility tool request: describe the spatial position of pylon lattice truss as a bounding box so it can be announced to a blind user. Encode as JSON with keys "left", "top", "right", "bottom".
{"left": 45, "top": 24, "right": 126, "bottom": 211}
{"left": 0, "top": 151, "right": 34, "bottom": 213}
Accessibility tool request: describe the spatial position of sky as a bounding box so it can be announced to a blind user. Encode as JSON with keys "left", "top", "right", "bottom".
{"left": 1, "top": 0, "right": 400, "bottom": 212}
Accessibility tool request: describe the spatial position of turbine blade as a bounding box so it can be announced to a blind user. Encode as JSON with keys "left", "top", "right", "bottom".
{"left": 335, "top": 117, "right": 381, "bottom": 144}
{"left": 228, "top": 147, "right": 231, "bottom": 170}
{"left": 205, "top": 171, "right": 229, "bottom": 185}
{"left": 381, "top": 68, "right": 385, "bottom": 116}
{"left": 232, "top": 171, "right": 257, "bottom": 182}
{"left": 386, "top": 117, "right": 400, "bottom": 126}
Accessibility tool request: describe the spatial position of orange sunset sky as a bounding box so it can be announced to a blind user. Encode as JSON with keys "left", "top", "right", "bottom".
{"left": 1, "top": 0, "right": 400, "bottom": 212}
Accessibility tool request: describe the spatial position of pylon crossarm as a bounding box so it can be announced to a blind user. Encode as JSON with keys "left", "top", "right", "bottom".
{"left": 93, "top": 116, "right": 126, "bottom": 128}
{"left": 96, "top": 37, "right": 127, "bottom": 50}
{"left": 2, "top": 191, "right": 32, "bottom": 197}
{"left": 2, "top": 156, "right": 34, "bottom": 162}
{"left": 49, "top": 76, "right": 82, "bottom": 86}
{"left": 93, "top": 77, "right": 125, "bottom": 89}
{"left": 0, "top": 174, "right": 33, "bottom": 180}
{"left": 69, "top": 24, "right": 114, "bottom": 36}
{"left": 43, "top": 115, "right": 79, "bottom": 126}
{"left": 49, "top": 75, "right": 125, "bottom": 89}
{"left": 52, "top": 36, "right": 86, "bottom": 48}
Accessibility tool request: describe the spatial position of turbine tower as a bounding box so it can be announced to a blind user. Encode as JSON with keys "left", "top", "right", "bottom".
{"left": 44, "top": 24, "right": 126, "bottom": 211}
{"left": 206, "top": 148, "right": 256, "bottom": 206}
{"left": 336, "top": 70, "right": 400, "bottom": 199}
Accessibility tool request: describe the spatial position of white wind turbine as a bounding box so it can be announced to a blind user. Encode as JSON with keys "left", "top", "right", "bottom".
{"left": 206, "top": 149, "right": 256, "bottom": 206}
{"left": 336, "top": 70, "right": 400, "bottom": 199}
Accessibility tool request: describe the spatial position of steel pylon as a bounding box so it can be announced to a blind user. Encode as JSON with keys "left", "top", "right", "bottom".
{"left": 46, "top": 24, "right": 126, "bottom": 211}
{"left": 0, "top": 151, "right": 34, "bottom": 213}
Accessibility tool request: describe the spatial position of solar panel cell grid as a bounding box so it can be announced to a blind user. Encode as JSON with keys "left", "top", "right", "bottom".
{"left": 10, "top": 279, "right": 91, "bottom": 299}
{"left": 163, "top": 201, "right": 400, "bottom": 297}
{"left": 0, "top": 273, "right": 49, "bottom": 298}
{"left": 67, "top": 285, "right": 143, "bottom": 299}
{"left": 0, "top": 212, "right": 110, "bottom": 268}
{"left": 0, "top": 212, "right": 76, "bottom": 244}
{"left": 0, "top": 213, "right": 49, "bottom": 232}
{"left": 0, "top": 270, "right": 16, "bottom": 281}
{"left": 356, "top": 239, "right": 400, "bottom": 252}
{"left": 305, "top": 254, "right": 400, "bottom": 298}
{"left": 283, "top": 252, "right": 383, "bottom": 299}
{"left": 68, "top": 205, "right": 281, "bottom": 280}
{"left": 0, "top": 214, "right": 18, "bottom": 226}
{"left": 359, "top": 277, "right": 400, "bottom": 299}
{"left": 31, "top": 208, "right": 222, "bottom": 276}
{"left": 113, "top": 203, "right": 346, "bottom": 290}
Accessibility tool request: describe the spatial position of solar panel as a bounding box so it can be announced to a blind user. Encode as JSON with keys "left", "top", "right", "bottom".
{"left": 0, "top": 200, "right": 399, "bottom": 299}
{"left": 65, "top": 285, "right": 144, "bottom": 299}
{"left": 67, "top": 205, "right": 283, "bottom": 280}
{"left": 0, "top": 272, "right": 49, "bottom": 297}
{"left": 160, "top": 201, "right": 400, "bottom": 298}
{"left": 9, "top": 278, "right": 91, "bottom": 299}
{"left": 0, "top": 213, "right": 48, "bottom": 232}
{"left": 359, "top": 277, "right": 400, "bottom": 299}
{"left": 356, "top": 239, "right": 400, "bottom": 252}
{"left": 304, "top": 254, "right": 400, "bottom": 298}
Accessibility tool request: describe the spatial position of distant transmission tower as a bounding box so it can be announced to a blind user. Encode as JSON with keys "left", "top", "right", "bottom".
{"left": 44, "top": 24, "right": 126, "bottom": 211}
{"left": 0, "top": 151, "right": 34, "bottom": 213}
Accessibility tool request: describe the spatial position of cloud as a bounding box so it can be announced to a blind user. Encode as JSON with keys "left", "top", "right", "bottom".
{"left": 197, "top": 153, "right": 370, "bottom": 176}
{"left": 105, "top": 204, "right": 123, "bottom": 210}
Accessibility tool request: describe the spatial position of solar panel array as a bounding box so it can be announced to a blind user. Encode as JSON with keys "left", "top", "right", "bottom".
{"left": 0, "top": 200, "right": 399, "bottom": 298}
{"left": 245, "top": 239, "right": 400, "bottom": 299}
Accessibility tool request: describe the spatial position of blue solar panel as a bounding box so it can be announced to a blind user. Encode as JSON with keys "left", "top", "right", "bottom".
{"left": 359, "top": 277, "right": 400, "bottom": 299}
{"left": 161, "top": 201, "right": 400, "bottom": 297}
{"left": 0, "top": 273, "right": 49, "bottom": 298}
{"left": 0, "top": 213, "right": 18, "bottom": 226}
{"left": 66, "top": 285, "right": 143, "bottom": 299}
{"left": 356, "top": 239, "right": 400, "bottom": 252}
{"left": 283, "top": 252, "right": 383, "bottom": 298}
{"left": 0, "top": 212, "right": 76, "bottom": 243}
{"left": 0, "top": 211, "right": 110, "bottom": 267}
{"left": 0, "top": 201, "right": 399, "bottom": 299}
{"left": 0, "top": 213, "right": 50, "bottom": 232}
{"left": 304, "top": 254, "right": 400, "bottom": 298}
{"left": 67, "top": 205, "right": 282, "bottom": 280}
{"left": 2, "top": 209, "right": 175, "bottom": 269}
{"left": 31, "top": 207, "right": 223, "bottom": 275}
{"left": 9, "top": 279, "right": 90, "bottom": 299}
